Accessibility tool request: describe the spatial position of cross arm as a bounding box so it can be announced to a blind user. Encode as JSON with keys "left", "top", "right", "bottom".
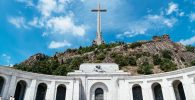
{"left": 91, "top": 9, "right": 107, "bottom": 12}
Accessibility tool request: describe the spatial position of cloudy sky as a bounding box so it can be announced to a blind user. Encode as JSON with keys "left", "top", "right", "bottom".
{"left": 0, "top": 0, "right": 195, "bottom": 66}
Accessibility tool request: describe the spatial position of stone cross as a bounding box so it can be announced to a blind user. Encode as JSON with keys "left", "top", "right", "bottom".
{"left": 91, "top": 2, "right": 107, "bottom": 45}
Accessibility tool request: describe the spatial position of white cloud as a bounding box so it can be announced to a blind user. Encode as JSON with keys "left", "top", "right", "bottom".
{"left": 37, "top": 0, "right": 57, "bottom": 17}
{"left": 28, "top": 17, "right": 39, "bottom": 27}
{"left": 46, "top": 15, "right": 86, "bottom": 36}
{"left": 166, "top": 2, "right": 178, "bottom": 15}
{"left": 179, "top": 36, "right": 195, "bottom": 45}
{"left": 8, "top": 16, "right": 28, "bottom": 29}
{"left": 145, "top": 15, "right": 177, "bottom": 28}
{"left": 48, "top": 40, "right": 71, "bottom": 49}
{"left": 16, "top": 0, "right": 34, "bottom": 7}
{"left": 179, "top": 12, "right": 185, "bottom": 17}
{"left": 117, "top": 15, "right": 177, "bottom": 38}
{"left": 163, "top": 18, "right": 177, "bottom": 28}
{"left": 190, "top": 13, "right": 195, "bottom": 22}
{"left": 1, "top": 54, "right": 12, "bottom": 66}
{"left": 117, "top": 22, "right": 149, "bottom": 38}
{"left": 37, "top": 0, "right": 71, "bottom": 17}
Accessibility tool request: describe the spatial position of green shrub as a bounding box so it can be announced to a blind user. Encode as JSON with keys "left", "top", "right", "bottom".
{"left": 110, "top": 52, "right": 117, "bottom": 58}
{"left": 161, "top": 50, "right": 172, "bottom": 60}
{"left": 186, "top": 45, "right": 195, "bottom": 52}
{"left": 153, "top": 54, "right": 161, "bottom": 65}
{"left": 160, "top": 58, "right": 177, "bottom": 72}
{"left": 53, "top": 64, "right": 68, "bottom": 76}
{"left": 114, "top": 55, "right": 129, "bottom": 67}
{"left": 128, "top": 57, "right": 137, "bottom": 66}
{"left": 69, "top": 57, "right": 83, "bottom": 70}
{"left": 130, "top": 42, "right": 143, "bottom": 49}
{"left": 137, "top": 61, "right": 153, "bottom": 75}
{"left": 97, "top": 53, "right": 106, "bottom": 61}
{"left": 191, "top": 60, "right": 195, "bottom": 66}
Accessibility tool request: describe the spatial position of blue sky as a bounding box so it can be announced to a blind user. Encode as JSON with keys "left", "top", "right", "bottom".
{"left": 0, "top": 0, "right": 195, "bottom": 66}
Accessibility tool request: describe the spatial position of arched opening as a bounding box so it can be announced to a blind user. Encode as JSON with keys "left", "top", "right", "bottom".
{"left": 14, "top": 80, "right": 27, "bottom": 100}
{"left": 132, "top": 84, "right": 143, "bottom": 100}
{"left": 172, "top": 80, "right": 186, "bottom": 100}
{"left": 56, "top": 84, "right": 66, "bottom": 100}
{"left": 0, "top": 76, "right": 5, "bottom": 96}
{"left": 95, "top": 88, "right": 104, "bottom": 100}
{"left": 35, "top": 83, "right": 47, "bottom": 100}
{"left": 90, "top": 82, "right": 108, "bottom": 100}
{"left": 152, "top": 83, "right": 164, "bottom": 100}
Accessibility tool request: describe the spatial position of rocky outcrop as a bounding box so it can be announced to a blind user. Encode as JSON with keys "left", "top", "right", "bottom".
{"left": 21, "top": 53, "right": 49, "bottom": 66}
{"left": 17, "top": 35, "right": 195, "bottom": 74}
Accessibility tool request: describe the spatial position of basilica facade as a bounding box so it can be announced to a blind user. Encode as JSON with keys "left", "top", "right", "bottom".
{"left": 0, "top": 63, "right": 195, "bottom": 100}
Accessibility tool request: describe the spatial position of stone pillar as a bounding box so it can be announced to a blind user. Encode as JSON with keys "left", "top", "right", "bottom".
{"left": 110, "top": 77, "right": 119, "bottom": 100}
{"left": 66, "top": 82, "right": 73, "bottom": 100}
{"left": 129, "top": 84, "right": 133, "bottom": 100}
{"left": 24, "top": 80, "right": 37, "bottom": 100}
{"left": 2, "top": 76, "right": 11, "bottom": 99}
{"left": 118, "top": 80, "right": 130, "bottom": 100}
{"left": 6, "top": 75, "right": 17, "bottom": 99}
{"left": 45, "top": 82, "right": 55, "bottom": 100}
{"left": 73, "top": 79, "right": 80, "bottom": 100}
{"left": 142, "top": 82, "right": 154, "bottom": 100}
{"left": 191, "top": 78, "right": 195, "bottom": 100}
{"left": 182, "top": 75, "right": 195, "bottom": 100}
{"left": 48, "top": 81, "right": 57, "bottom": 100}
{"left": 161, "top": 80, "right": 176, "bottom": 100}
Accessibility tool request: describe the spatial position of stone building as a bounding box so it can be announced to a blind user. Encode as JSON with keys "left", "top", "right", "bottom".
{"left": 0, "top": 63, "right": 195, "bottom": 100}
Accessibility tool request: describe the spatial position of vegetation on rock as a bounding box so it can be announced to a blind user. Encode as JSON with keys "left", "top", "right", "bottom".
{"left": 13, "top": 35, "right": 195, "bottom": 76}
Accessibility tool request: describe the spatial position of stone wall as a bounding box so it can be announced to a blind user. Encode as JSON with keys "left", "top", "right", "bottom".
{"left": 0, "top": 64, "right": 195, "bottom": 100}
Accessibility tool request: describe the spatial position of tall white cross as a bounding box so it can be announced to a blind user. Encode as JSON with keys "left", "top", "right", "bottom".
{"left": 92, "top": 2, "right": 107, "bottom": 45}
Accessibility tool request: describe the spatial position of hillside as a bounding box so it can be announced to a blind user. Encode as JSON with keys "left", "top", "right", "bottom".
{"left": 14, "top": 34, "right": 195, "bottom": 75}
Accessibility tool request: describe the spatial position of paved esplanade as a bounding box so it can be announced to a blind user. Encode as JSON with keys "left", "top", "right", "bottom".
{"left": 0, "top": 63, "right": 195, "bottom": 100}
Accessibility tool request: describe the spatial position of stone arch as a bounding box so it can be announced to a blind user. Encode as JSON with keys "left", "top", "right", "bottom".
{"left": 172, "top": 80, "right": 186, "bottom": 100}
{"left": 132, "top": 84, "right": 143, "bottom": 100}
{"left": 14, "top": 80, "right": 27, "bottom": 100}
{"left": 90, "top": 82, "right": 108, "bottom": 100}
{"left": 0, "top": 76, "right": 5, "bottom": 96}
{"left": 56, "top": 84, "right": 66, "bottom": 100}
{"left": 152, "top": 82, "right": 164, "bottom": 100}
{"left": 35, "top": 83, "right": 47, "bottom": 100}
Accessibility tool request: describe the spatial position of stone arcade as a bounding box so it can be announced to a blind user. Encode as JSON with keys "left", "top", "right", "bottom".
{"left": 0, "top": 63, "right": 195, "bottom": 100}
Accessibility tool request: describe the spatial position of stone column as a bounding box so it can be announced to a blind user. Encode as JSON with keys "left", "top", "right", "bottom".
{"left": 45, "top": 82, "right": 56, "bottom": 100}
{"left": 142, "top": 82, "right": 154, "bottom": 100}
{"left": 161, "top": 80, "right": 176, "bottom": 100}
{"left": 24, "top": 80, "right": 37, "bottom": 100}
{"left": 6, "top": 75, "right": 17, "bottom": 99}
{"left": 191, "top": 77, "right": 195, "bottom": 100}
{"left": 66, "top": 82, "right": 73, "bottom": 100}
{"left": 110, "top": 77, "right": 119, "bottom": 100}
{"left": 73, "top": 79, "right": 80, "bottom": 100}
{"left": 2, "top": 76, "right": 11, "bottom": 99}
{"left": 118, "top": 80, "right": 129, "bottom": 100}
{"left": 129, "top": 84, "right": 133, "bottom": 100}
{"left": 182, "top": 75, "right": 195, "bottom": 100}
